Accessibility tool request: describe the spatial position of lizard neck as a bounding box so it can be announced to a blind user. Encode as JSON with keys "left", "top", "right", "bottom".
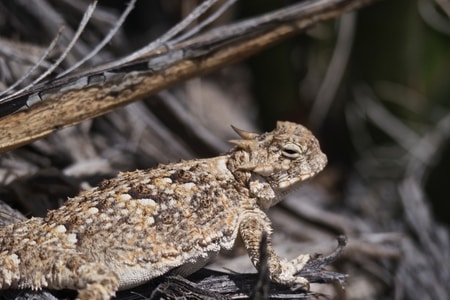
{"left": 226, "top": 149, "right": 277, "bottom": 211}
{"left": 226, "top": 148, "right": 252, "bottom": 186}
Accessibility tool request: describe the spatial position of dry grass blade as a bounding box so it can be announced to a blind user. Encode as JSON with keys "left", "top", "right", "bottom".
{"left": 309, "top": 13, "right": 356, "bottom": 129}
{"left": 0, "top": 1, "right": 98, "bottom": 104}
{"left": 121, "top": 0, "right": 222, "bottom": 64}
{"left": 22, "top": 1, "right": 98, "bottom": 88}
{"left": 169, "top": 0, "right": 239, "bottom": 45}
{"left": 0, "top": 28, "right": 64, "bottom": 99}
{"left": 56, "top": 0, "right": 137, "bottom": 78}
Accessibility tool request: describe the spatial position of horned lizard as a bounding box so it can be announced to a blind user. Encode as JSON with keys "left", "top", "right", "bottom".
{"left": 0, "top": 121, "right": 327, "bottom": 300}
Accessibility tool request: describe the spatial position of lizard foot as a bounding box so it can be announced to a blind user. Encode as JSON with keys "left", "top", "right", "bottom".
{"left": 270, "top": 254, "right": 311, "bottom": 290}
{"left": 75, "top": 263, "right": 119, "bottom": 300}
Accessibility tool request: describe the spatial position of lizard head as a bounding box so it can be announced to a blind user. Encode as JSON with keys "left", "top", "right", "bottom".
{"left": 229, "top": 121, "right": 327, "bottom": 208}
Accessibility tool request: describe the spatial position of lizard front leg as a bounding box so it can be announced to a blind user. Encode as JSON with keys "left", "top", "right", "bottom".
{"left": 74, "top": 263, "right": 120, "bottom": 300}
{"left": 239, "top": 210, "right": 310, "bottom": 290}
{"left": 49, "top": 256, "right": 120, "bottom": 300}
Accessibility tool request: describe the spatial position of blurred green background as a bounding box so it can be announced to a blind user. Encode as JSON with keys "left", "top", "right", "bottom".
{"left": 237, "top": 0, "right": 450, "bottom": 225}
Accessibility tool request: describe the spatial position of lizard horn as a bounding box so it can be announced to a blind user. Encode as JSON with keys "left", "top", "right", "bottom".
{"left": 228, "top": 139, "right": 254, "bottom": 151}
{"left": 231, "top": 125, "right": 259, "bottom": 140}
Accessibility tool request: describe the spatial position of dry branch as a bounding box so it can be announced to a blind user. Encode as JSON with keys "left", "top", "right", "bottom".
{"left": 0, "top": 0, "right": 380, "bottom": 153}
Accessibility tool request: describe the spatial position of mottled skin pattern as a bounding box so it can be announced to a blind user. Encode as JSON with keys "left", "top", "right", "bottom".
{"left": 0, "top": 121, "right": 327, "bottom": 300}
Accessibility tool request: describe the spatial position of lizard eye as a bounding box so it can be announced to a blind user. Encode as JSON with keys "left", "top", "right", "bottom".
{"left": 281, "top": 143, "right": 303, "bottom": 159}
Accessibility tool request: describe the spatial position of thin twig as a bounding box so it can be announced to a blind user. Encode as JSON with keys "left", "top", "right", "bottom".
{"left": 4, "top": 1, "right": 98, "bottom": 101}
{"left": 434, "top": 0, "right": 450, "bottom": 18}
{"left": 120, "top": 0, "right": 221, "bottom": 65}
{"left": 418, "top": 0, "right": 450, "bottom": 35}
{"left": 405, "top": 112, "right": 450, "bottom": 183}
{"left": 353, "top": 85, "right": 431, "bottom": 162}
{"left": 0, "top": 28, "right": 64, "bottom": 98}
{"left": 56, "top": 0, "right": 136, "bottom": 78}
{"left": 169, "top": 0, "right": 238, "bottom": 45}
{"left": 310, "top": 12, "right": 356, "bottom": 129}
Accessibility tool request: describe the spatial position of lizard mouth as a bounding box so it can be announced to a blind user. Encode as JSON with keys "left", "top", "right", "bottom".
{"left": 278, "top": 172, "right": 317, "bottom": 190}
